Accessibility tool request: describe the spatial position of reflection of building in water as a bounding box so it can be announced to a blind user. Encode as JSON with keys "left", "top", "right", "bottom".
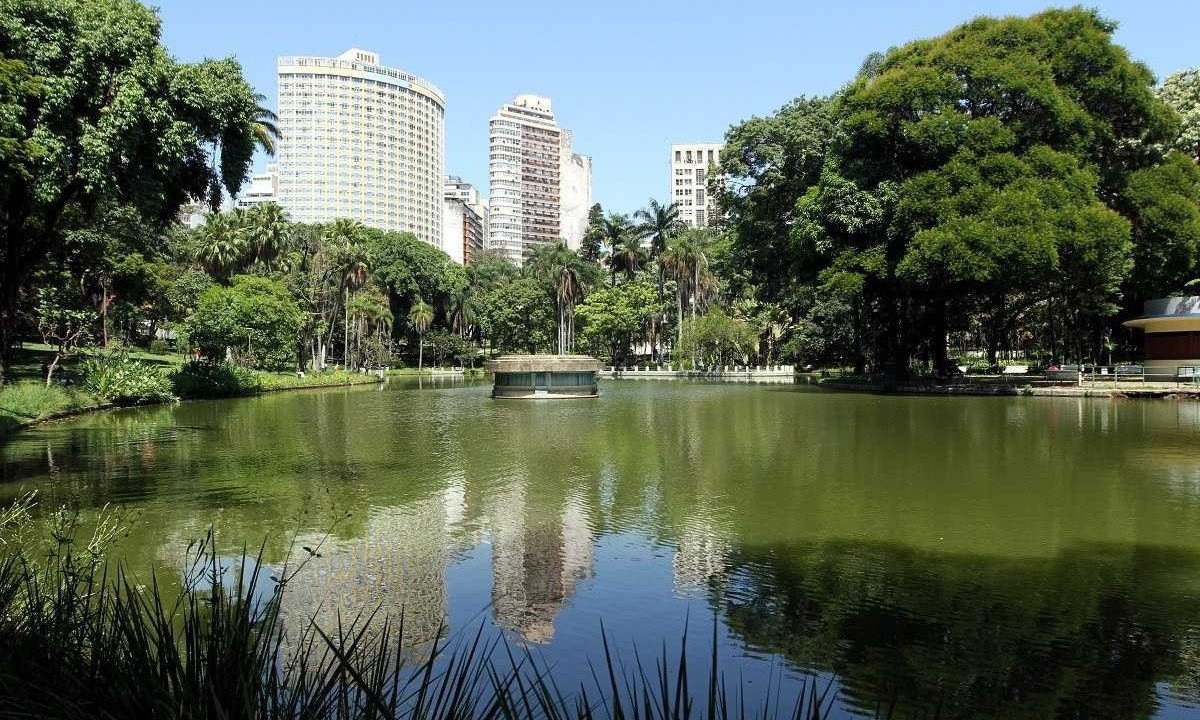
{"left": 280, "top": 490, "right": 469, "bottom": 648}
{"left": 490, "top": 482, "right": 594, "bottom": 643}
{"left": 672, "top": 516, "right": 731, "bottom": 596}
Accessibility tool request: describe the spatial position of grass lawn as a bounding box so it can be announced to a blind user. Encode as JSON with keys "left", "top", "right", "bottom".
{"left": 1, "top": 344, "right": 380, "bottom": 439}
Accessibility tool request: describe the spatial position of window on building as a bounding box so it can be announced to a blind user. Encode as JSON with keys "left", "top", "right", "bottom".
{"left": 695, "top": 189, "right": 705, "bottom": 204}
{"left": 686, "top": 150, "right": 693, "bottom": 163}
{"left": 696, "top": 168, "right": 706, "bottom": 184}
{"left": 696, "top": 209, "right": 705, "bottom": 226}
{"left": 674, "top": 150, "right": 681, "bottom": 162}
{"left": 708, "top": 149, "right": 715, "bottom": 163}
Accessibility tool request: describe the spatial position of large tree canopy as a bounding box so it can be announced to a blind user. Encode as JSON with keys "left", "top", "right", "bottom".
{"left": 719, "top": 7, "right": 1198, "bottom": 373}
{"left": 0, "top": 0, "right": 259, "bottom": 380}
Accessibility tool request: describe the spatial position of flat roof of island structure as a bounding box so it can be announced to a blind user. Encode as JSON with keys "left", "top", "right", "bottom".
{"left": 485, "top": 355, "right": 604, "bottom": 373}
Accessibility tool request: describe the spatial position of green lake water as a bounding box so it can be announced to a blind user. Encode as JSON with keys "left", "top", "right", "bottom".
{"left": 3, "top": 378, "right": 1200, "bottom": 718}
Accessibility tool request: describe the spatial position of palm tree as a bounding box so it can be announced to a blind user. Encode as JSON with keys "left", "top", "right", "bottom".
{"left": 246, "top": 202, "right": 291, "bottom": 271}
{"left": 524, "top": 241, "right": 594, "bottom": 354}
{"left": 662, "top": 229, "right": 715, "bottom": 354}
{"left": 252, "top": 93, "right": 281, "bottom": 155}
{"left": 194, "top": 212, "right": 247, "bottom": 281}
{"left": 611, "top": 234, "right": 648, "bottom": 282}
{"left": 328, "top": 219, "right": 369, "bottom": 368}
{"left": 634, "top": 198, "right": 683, "bottom": 260}
{"left": 634, "top": 199, "right": 683, "bottom": 360}
{"left": 446, "top": 287, "right": 476, "bottom": 340}
{"left": 600, "top": 212, "right": 632, "bottom": 286}
{"left": 409, "top": 299, "right": 434, "bottom": 370}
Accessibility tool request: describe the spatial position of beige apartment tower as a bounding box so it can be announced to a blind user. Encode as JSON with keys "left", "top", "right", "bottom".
{"left": 276, "top": 48, "right": 445, "bottom": 247}
{"left": 488, "top": 95, "right": 591, "bottom": 265}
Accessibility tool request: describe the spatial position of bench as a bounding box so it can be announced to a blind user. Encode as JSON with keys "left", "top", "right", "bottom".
{"left": 1178, "top": 366, "right": 1199, "bottom": 383}
{"left": 1115, "top": 364, "right": 1145, "bottom": 382}
{"left": 1002, "top": 365, "right": 1029, "bottom": 375}
{"left": 1045, "top": 364, "right": 1081, "bottom": 382}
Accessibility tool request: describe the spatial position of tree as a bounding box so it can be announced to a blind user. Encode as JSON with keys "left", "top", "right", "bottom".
{"left": 524, "top": 241, "right": 598, "bottom": 354}
{"left": 1121, "top": 152, "right": 1200, "bottom": 301}
{"left": 0, "top": 0, "right": 261, "bottom": 382}
{"left": 600, "top": 213, "right": 633, "bottom": 286}
{"left": 34, "top": 286, "right": 93, "bottom": 386}
{"left": 675, "top": 308, "right": 757, "bottom": 370}
{"left": 252, "top": 92, "right": 281, "bottom": 156}
{"left": 368, "top": 229, "right": 465, "bottom": 334}
{"left": 662, "top": 229, "right": 718, "bottom": 352}
{"left": 1159, "top": 69, "right": 1200, "bottom": 162}
{"left": 716, "top": 96, "right": 836, "bottom": 301}
{"left": 194, "top": 212, "right": 248, "bottom": 281}
{"left": 408, "top": 299, "right": 433, "bottom": 370}
{"left": 185, "top": 275, "right": 302, "bottom": 370}
{"left": 635, "top": 198, "right": 684, "bottom": 358}
{"left": 476, "top": 278, "right": 555, "bottom": 354}
{"left": 245, "top": 202, "right": 291, "bottom": 271}
{"left": 574, "top": 280, "right": 663, "bottom": 364}
{"left": 725, "top": 8, "right": 1188, "bottom": 375}
{"left": 579, "top": 203, "right": 606, "bottom": 262}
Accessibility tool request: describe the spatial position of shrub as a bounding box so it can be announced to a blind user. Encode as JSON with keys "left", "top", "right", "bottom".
{"left": 147, "top": 338, "right": 172, "bottom": 355}
{"left": 171, "top": 360, "right": 261, "bottom": 398}
{"left": 80, "top": 350, "right": 177, "bottom": 406}
{"left": 185, "top": 276, "right": 302, "bottom": 371}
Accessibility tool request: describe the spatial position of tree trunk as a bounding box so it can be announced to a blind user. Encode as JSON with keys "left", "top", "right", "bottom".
{"left": 44, "top": 352, "right": 61, "bottom": 388}
{"left": 417, "top": 335, "right": 424, "bottom": 370}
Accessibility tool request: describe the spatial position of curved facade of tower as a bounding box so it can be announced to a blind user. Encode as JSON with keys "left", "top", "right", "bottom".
{"left": 277, "top": 48, "right": 444, "bottom": 247}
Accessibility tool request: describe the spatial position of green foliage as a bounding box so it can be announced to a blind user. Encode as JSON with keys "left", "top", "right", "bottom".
{"left": 720, "top": 7, "right": 1199, "bottom": 372}
{"left": 185, "top": 275, "right": 302, "bottom": 370}
{"left": 674, "top": 308, "right": 757, "bottom": 369}
{"left": 1159, "top": 69, "right": 1200, "bottom": 162}
{"left": 476, "top": 277, "right": 555, "bottom": 354}
{"left": 80, "top": 349, "right": 176, "bottom": 405}
{"left": 171, "top": 360, "right": 261, "bottom": 398}
{"left": 368, "top": 229, "right": 464, "bottom": 321}
{"left": 0, "top": 0, "right": 260, "bottom": 375}
{"left": 575, "top": 280, "right": 663, "bottom": 363}
{"left": 580, "top": 203, "right": 605, "bottom": 262}
{"left": 0, "top": 381, "right": 95, "bottom": 423}
{"left": 1122, "top": 152, "right": 1200, "bottom": 299}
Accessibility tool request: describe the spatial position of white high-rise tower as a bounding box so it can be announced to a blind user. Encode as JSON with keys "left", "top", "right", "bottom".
{"left": 276, "top": 48, "right": 445, "bottom": 247}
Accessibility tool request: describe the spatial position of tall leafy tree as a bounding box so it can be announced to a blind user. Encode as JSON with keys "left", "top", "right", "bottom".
{"left": 0, "top": 0, "right": 259, "bottom": 382}
{"left": 1159, "top": 69, "right": 1200, "bottom": 163}
{"left": 579, "top": 203, "right": 606, "bottom": 262}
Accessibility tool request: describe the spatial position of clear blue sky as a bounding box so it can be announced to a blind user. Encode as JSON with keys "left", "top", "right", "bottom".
{"left": 156, "top": 0, "right": 1196, "bottom": 215}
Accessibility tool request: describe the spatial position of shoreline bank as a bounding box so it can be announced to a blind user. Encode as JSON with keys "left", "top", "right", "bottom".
{"left": 818, "top": 378, "right": 1200, "bottom": 399}
{"left": 0, "top": 372, "right": 383, "bottom": 441}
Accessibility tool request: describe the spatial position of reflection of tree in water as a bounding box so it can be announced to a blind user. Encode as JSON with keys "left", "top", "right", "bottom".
{"left": 489, "top": 481, "right": 594, "bottom": 644}
{"left": 713, "top": 540, "right": 1200, "bottom": 719}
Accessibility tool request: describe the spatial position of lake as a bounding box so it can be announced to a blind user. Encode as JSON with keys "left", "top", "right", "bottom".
{"left": 2, "top": 378, "right": 1200, "bottom": 718}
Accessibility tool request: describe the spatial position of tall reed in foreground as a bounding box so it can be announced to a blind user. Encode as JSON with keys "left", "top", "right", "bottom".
{"left": 0, "top": 514, "right": 838, "bottom": 719}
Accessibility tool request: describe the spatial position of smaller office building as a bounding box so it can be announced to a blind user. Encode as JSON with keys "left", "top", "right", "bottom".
{"left": 1122, "top": 296, "right": 1200, "bottom": 379}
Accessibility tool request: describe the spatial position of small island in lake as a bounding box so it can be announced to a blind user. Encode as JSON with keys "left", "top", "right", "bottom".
{"left": 486, "top": 355, "right": 603, "bottom": 399}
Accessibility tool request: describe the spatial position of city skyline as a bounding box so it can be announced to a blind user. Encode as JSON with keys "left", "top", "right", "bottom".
{"left": 158, "top": 0, "right": 1195, "bottom": 216}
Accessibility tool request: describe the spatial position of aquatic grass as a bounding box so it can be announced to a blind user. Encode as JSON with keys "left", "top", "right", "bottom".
{"left": 0, "top": 517, "right": 843, "bottom": 719}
